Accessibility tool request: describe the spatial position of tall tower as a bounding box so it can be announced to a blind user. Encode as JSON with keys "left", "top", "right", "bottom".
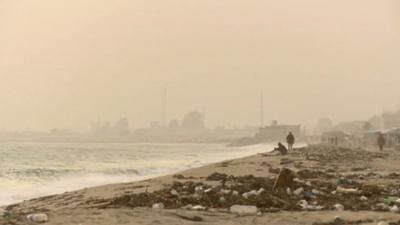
{"left": 260, "top": 91, "right": 264, "bottom": 128}
{"left": 161, "top": 86, "right": 167, "bottom": 127}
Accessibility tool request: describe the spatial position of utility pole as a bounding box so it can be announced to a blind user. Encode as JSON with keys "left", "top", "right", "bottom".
{"left": 161, "top": 86, "right": 167, "bottom": 127}
{"left": 260, "top": 91, "right": 264, "bottom": 128}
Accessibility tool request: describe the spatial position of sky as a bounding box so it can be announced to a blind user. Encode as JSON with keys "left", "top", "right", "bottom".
{"left": 0, "top": 0, "right": 399, "bottom": 131}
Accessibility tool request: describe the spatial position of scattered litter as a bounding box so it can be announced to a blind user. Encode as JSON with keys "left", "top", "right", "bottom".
{"left": 170, "top": 189, "right": 179, "bottom": 196}
{"left": 294, "top": 187, "right": 304, "bottom": 196}
{"left": 336, "top": 186, "right": 359, "bottom": 194}
{"left": 286, "top": 188, "right": 292, "bottom": 195}
{"left": 194, "top": 186, "right": 203, "bottom": 194}
{"left": 297, "top": 200, "right": 323, "bottom": 211}
{"left": 152, "top": 203, "right": 165, "bottom": 209}
{"left": 333, "top": 204, "right": 344, "bottom": 211}
{"left": 391, "top": 205, "right": 400, "bottom": 213}
{"left": 230, "top": 205, "right": 258, "bottom": 215}
{"left": 26, "top": 213, "right": 48, "bottom": 223}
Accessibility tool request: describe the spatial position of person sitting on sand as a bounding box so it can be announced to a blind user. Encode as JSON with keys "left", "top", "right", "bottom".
{"left": 273, "top": 142, "right": 288, "bottom": 155}
{"left": 286, "top": 132, "right": 295, "bottom": 151}
{"left": 377, "top": 133, "right": 386, "bottom": 151}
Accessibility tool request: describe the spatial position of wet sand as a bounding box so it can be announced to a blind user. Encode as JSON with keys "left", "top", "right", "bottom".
{"left": 3, "top": 144, "right": 400, "bottom": 225}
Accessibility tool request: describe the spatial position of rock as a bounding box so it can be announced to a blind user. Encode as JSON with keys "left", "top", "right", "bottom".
{"left": 230, "top": 205, "right": 258, "bottom": 215}
{"left": 312, "top": 189, "right": 321, "bottom": 195}
{"left": 294, "top": 187, "right": 304, "bottom": 196}
{"left": 334, "top": 216, "right": 345, "bottom": 225}
{"left": 334, "top": 203, "right": 344, "bottom": 211}
{"left": 26, "top": 213, "right": 48, "bottom": 223}
{"left": 152, "top": 203, "right": 165, "bottom": 209}
{"left": 273, "top": 168, "right": 296, "bottom": 190}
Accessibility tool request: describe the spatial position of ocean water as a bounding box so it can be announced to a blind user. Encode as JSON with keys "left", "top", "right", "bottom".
{"left": 0, "top": 142, "right": 276, "bottom": 206}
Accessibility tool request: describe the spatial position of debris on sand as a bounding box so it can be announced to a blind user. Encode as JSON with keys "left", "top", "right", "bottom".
{"left": 230, "top": 205, "right": 258, "bottom": 215}
{"left": 206, "top": 172, "right": 228, "bottom": 181}
{"left": 26, "top": 213, "right": 48, "bottom": 223}
{"left": 88, "top": 145, "right": 400, "bottom": 218}
{"left": 273, "top": 168, "right": 295, "bottom": 190}
{"left": 152, "top": 203, "right": 165, "bottom": 209}
{"left": 172, "top": 213, "right": 204, "bottom": 222}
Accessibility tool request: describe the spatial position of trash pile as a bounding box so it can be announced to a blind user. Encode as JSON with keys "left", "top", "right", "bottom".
{"left": 105, "top": 167, "right": 400, "bottom": 213}
{"left": 295, "top": 145, "right": 387, "bottom": 164}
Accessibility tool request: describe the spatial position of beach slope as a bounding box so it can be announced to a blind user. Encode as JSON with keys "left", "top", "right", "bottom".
{"left": 3, "top": 144, "right": 400, "bottom": 225}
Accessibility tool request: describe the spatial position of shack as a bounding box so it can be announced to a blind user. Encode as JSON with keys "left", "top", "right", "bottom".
{"left": 255, "top": 121, "right": 301, "bottom": 142}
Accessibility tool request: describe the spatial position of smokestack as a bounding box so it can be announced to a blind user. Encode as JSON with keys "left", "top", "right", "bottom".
{"left": 161, "top": 86, "right": 167, "bottom": 127}
{"left": 260, "top": 91, "right": 264, "bottom": 128}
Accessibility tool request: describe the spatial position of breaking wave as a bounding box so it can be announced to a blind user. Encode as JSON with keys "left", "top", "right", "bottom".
{"left": 0, "top": 142, "right": 277, "bottom": 205}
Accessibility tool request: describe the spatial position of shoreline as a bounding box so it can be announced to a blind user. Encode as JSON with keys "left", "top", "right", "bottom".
{"left": 3, "top": 144, "right": 400, "bottom": 225}
{"left": 0, "top": 142, "right": 276, "bottom": 206}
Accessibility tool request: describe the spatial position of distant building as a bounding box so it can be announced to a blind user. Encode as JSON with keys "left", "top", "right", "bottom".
{"left": 255, "top": 121, "right": 301, "bottom": 142}
{"left": 363, "top": 128, "right": 400, "bottom": 150}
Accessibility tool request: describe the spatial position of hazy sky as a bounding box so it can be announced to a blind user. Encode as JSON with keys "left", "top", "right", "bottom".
{"left": 0, "top": 0, "right": 399, "bottom": 131}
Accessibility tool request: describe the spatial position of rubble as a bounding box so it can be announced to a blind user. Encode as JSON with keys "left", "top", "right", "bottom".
{"left": 100, "top": 145, "right": 400, "bottom": 215}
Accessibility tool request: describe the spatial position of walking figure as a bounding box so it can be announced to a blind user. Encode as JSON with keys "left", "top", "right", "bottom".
{"left": 286, "top": 132, "right": 295, "bottom": 151}
{"left": 377, "top": 133, "right": 386, "bottom": 151}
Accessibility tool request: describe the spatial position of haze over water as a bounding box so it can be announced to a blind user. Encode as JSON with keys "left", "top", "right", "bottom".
{"left": 0, "top": 1, "right": 399, "bottom": 131}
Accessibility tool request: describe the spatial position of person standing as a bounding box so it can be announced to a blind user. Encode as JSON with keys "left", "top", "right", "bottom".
{"left": 286, "top": 132, "right": 295, "bottom": 151}
{"left": 377, "top": 133, "right": 386, "bottom": 151}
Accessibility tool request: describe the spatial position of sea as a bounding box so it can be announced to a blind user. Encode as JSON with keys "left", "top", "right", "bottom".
{"left": 0, "top": 142, "right": 277, "bottom": 206}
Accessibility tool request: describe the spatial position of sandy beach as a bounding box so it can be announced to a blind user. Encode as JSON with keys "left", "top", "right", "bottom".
{"left": 3, "top": 144, "right": 400, "bottom": 225}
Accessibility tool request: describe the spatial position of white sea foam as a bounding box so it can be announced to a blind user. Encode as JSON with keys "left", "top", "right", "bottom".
{"left": 0, "top": 142, "right": 302, "bottom": 205}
